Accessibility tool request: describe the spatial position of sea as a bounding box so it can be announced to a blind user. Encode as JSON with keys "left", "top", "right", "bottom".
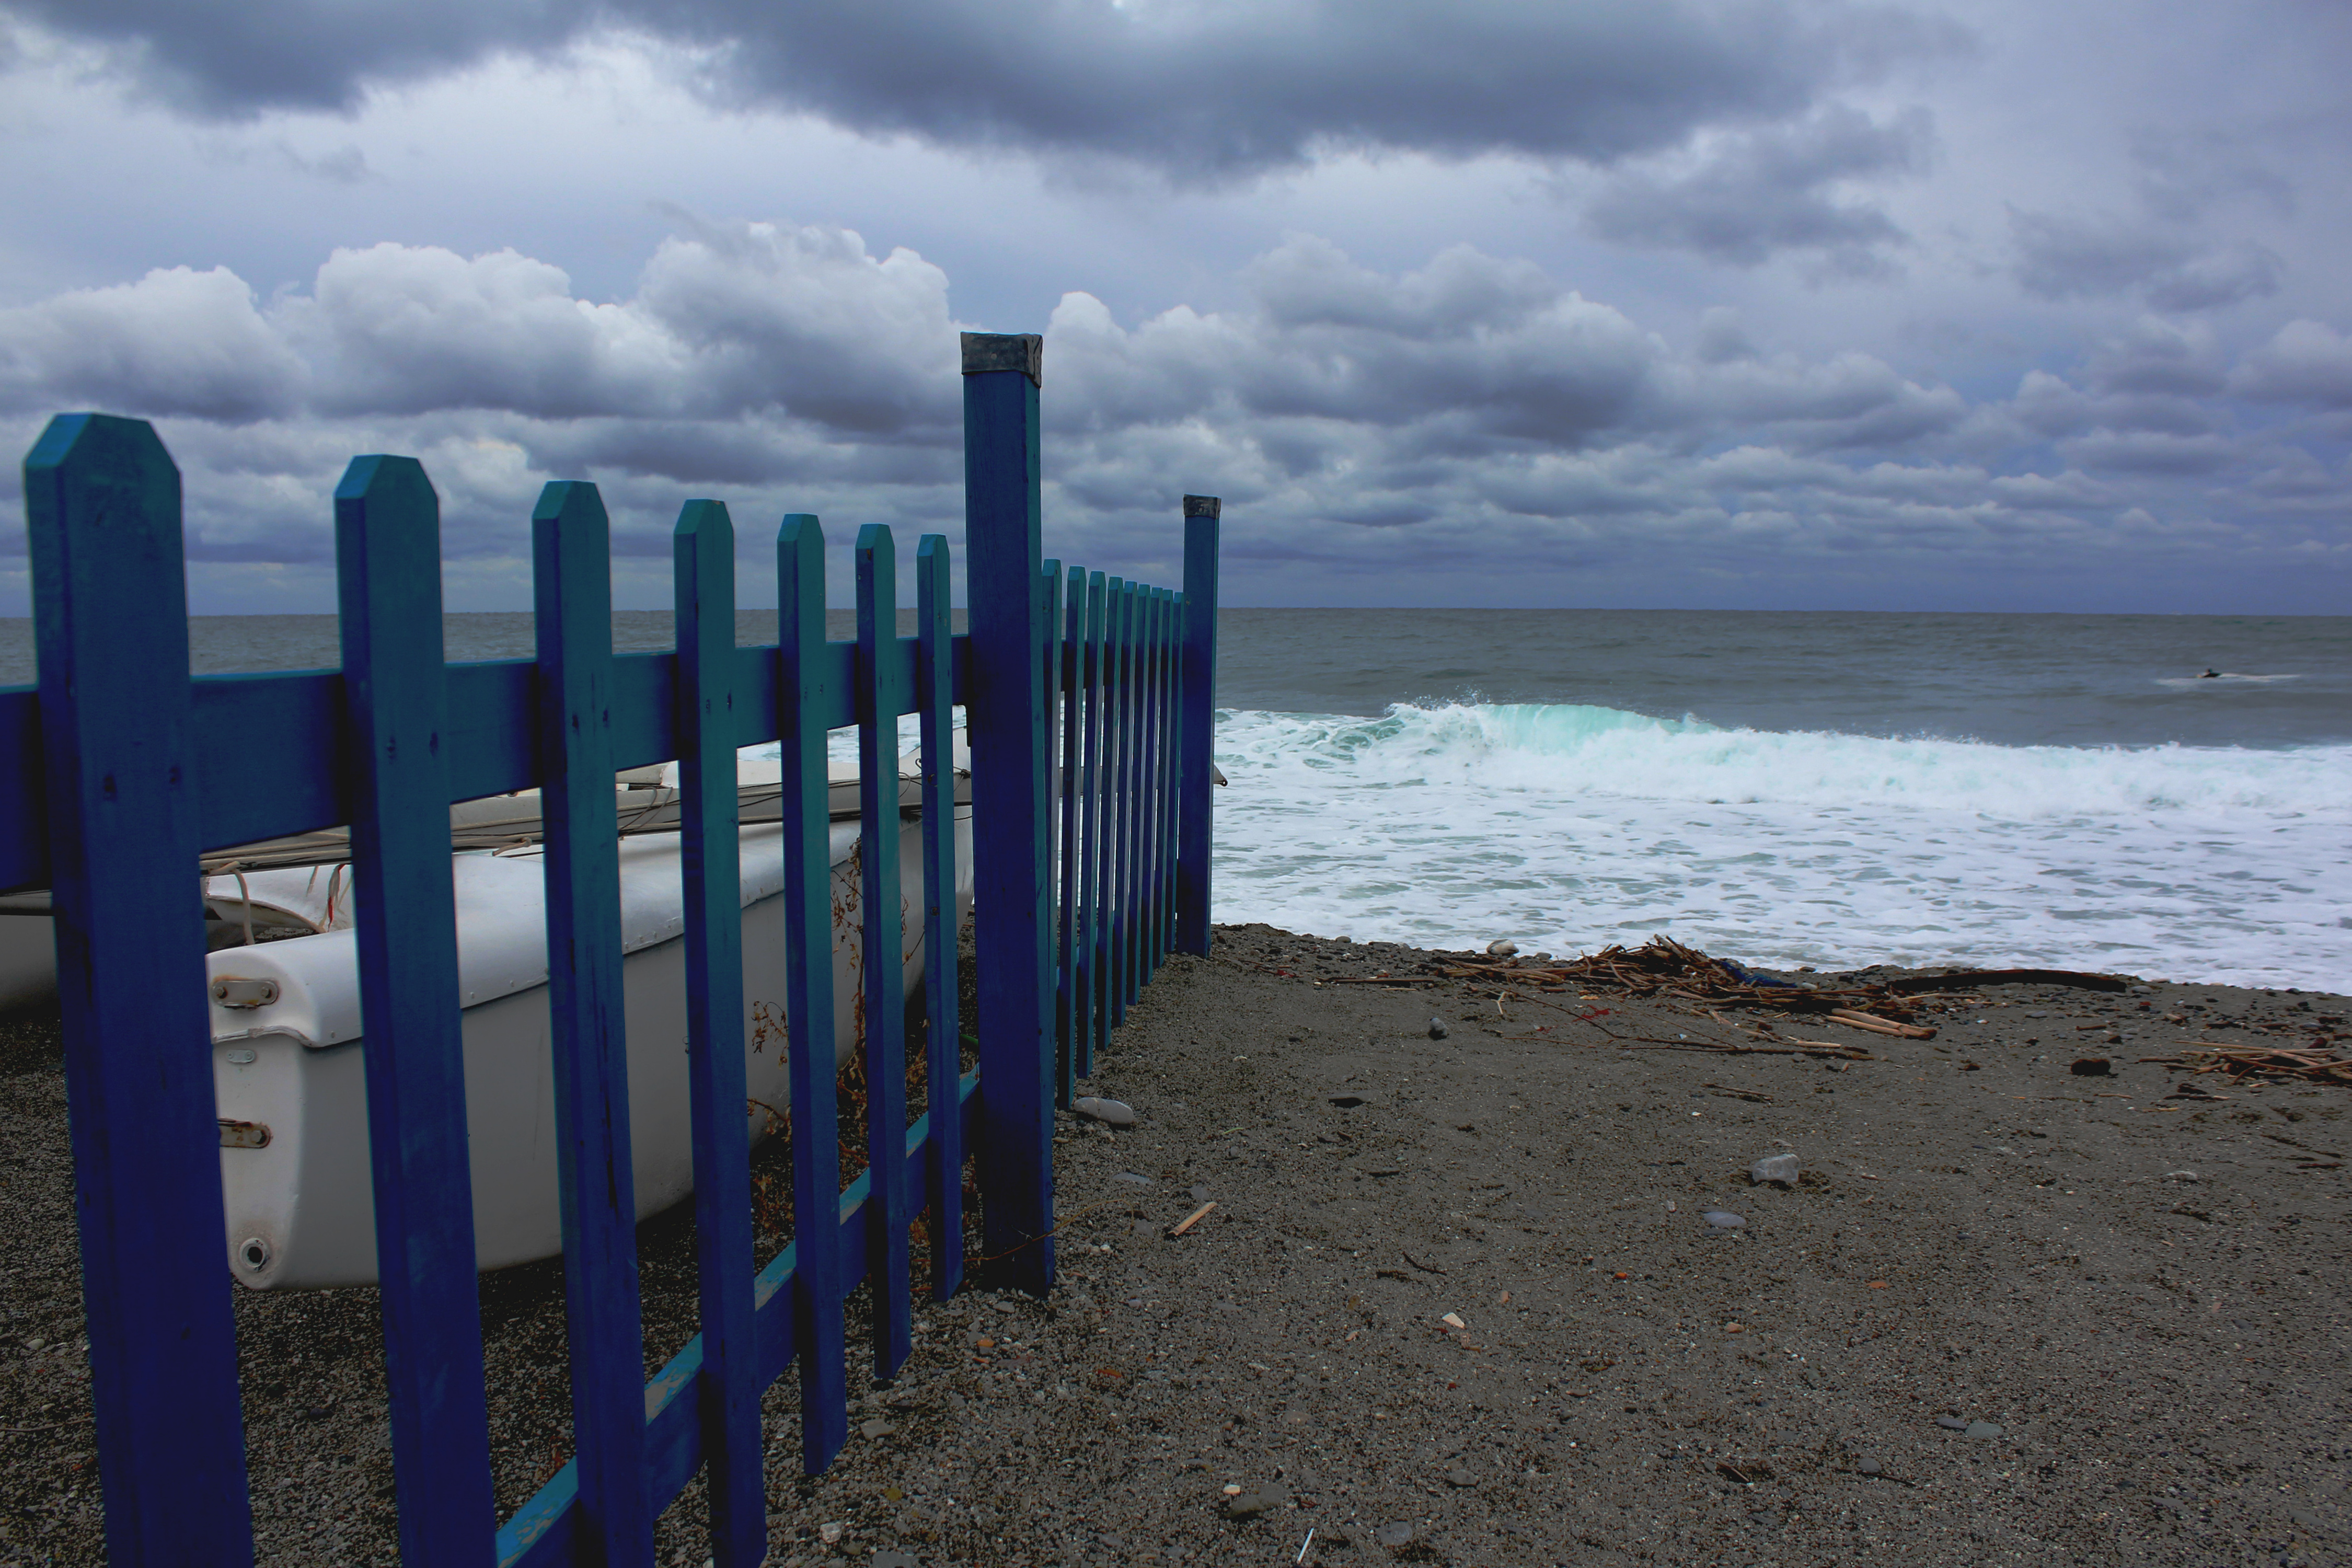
{"left": 2, "top": 609, "right": 2346, "bottom": 990}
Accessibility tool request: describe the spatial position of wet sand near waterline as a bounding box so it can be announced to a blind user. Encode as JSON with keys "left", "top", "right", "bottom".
{"left": 3, "top": 927, "right": 2349, "bottom": 1566}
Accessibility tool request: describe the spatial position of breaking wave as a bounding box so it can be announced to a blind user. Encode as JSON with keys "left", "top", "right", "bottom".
{"left": 1208, "top": 703, "right": 2352, "bottom": 990}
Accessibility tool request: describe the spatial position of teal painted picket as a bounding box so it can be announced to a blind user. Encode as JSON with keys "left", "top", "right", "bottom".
{"left": 0, "top": 332, "right": 1221, "bottom": 1565}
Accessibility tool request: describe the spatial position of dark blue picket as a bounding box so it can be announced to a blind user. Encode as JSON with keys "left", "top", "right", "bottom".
{"left": 777, "top": 514, "right": 849, "bottom": 1472}
{"left": 1098, "top": 579, "right": 1126, "bottom": 1031}
{"left": 1114, "top": 581, "right": 1144, "bottom": 1023}
{"left": 1129, "top": 584, "right": 1152, "bottom": 1005}
{"left": 1054, "top": 564, "right": 1086, "bottom": 1104}
{"left": 1144, "top": 589, "right": 1169, "bottom": 977}
{"left": 1177, "top": 499, "right": 1221, "bottom": 954}
{"left": 914, "top": 534, "right": 965, "bottom": 1300}
{"left": 856, "top": 524, "right": 914, "bottom": 1379}
{"left": 1128, "top": 585, "right": 1152, "bottom": 993}
{"left": 1038, "top": 559, "right": 1065, "bottom": 1105}
{"left": 1076, "top": 570, "right": 1108, "bottom": 1077}
{"left": 1167, "top": 585, "right": 1185, "bottom": 964}
{"left": 335, "top": 455, "right": 498, "bottom": 1564}
{"left": 962, "top": 332, "right": 1055, "bottom": 1292}
{"left": 533, "top": 480, "right": 654, "bottom": 1564}
{"left": 671, "top": 501, "right": 765, "bottom": 1565}
{"left": 24, "top": 414, "right": 255, "bottom": 1566}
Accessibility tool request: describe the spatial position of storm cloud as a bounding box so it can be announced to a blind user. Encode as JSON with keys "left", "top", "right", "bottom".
{"left": 12, "top": 0, "right": 1963, "bottom": 182}
{"left": 2, "top": 221, "right": 2342, "bottom": 608}
{"left": 0, "top": 0, "right": 2345, "bottom": 611}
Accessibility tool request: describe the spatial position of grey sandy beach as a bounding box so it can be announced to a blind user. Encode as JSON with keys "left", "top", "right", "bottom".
{"left": 4, "top": 926, "right": 2348, "bottom": 1566}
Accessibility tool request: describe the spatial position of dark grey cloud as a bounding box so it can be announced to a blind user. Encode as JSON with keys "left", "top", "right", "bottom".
{"left": 5, "top": 0, "right": 595, "bottom": 117}
{"left": 10, "top": 0, "right": 1964, "bottom": 180}
{"left": 1, "top": 223, "right": 2344, "bottom": 610}
{"left": 2231, "top": 320, "right": 2352, "bottom": 409}
{"left": 2129, "top": 127, "right": 2297, "bottom": 224}
{"left": 1583, "top": 105, "right": 1929, "bottom": 267}
{"left": 2082, "top": 318, "right": 2226, "bottom": 397}
{"left": 2009, "top": 209, "right": 2279, "bottom": 313}
{"left": 2058, "top": 431, "right": 2238, "bottom": 475}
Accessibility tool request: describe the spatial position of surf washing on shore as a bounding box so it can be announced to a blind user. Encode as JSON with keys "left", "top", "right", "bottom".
{"left": 1206, "top": 609, "right": 2350, "bottom": 993}
{"left": 1, "top": 606, "right": 2342, "bottom": 991}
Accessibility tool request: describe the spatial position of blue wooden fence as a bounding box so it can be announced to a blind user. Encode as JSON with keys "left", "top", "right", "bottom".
{"left": 0, "top": 331, "right": 1222, "bottom": 1565}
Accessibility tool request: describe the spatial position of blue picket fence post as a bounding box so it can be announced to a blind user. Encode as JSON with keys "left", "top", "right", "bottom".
{"left": 1175, "top": 498, "right": 1221, "bottom": 955}
{"left": 25, "top": 413, "right": 256, "bottom": 1566}
{"left": 1111, "top": 579, "right": 1142, "bottom": 1028}
{"left": 1053, "top": 563, "right": 1085, "bottom": 1105}
{"left": 1075, "top": 570, "right": 1108, "bottom": 1078}
{"left": 914, "top": 533, "right": 965, "bottom": 1301}
{"left": 335, "top": 455, "right": 500, "bottom": 1563}
{"left": 776, "top": 513, "right": 848, "bottom": 1473}
{"left": 856, "top": 524, "right": 915, "bottom": 1379}
{"left": 671, "top": 500, "right": 765, "bottom": 1565}
{"left": 1099, "top": 579, "right": 1126, "bottom": 1034}
{"left": 1147, "top": 587, "right": 1173, "bottom": 974}
{"left": 9, "top": 342, "right": 1224, "bottom": 1563}
{"left": 962, "top": 331, "right": 1055, "bottom": 1294}
{"left": 533, "top": 480, "right": 655, "bottom": 1563}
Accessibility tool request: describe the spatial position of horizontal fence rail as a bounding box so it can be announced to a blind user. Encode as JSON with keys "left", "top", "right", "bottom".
{"left": 8, "top": 332, "right": 1220, "bottom": 1566}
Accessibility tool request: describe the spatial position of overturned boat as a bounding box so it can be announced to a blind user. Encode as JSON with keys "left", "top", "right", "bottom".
{"left": 200, "top": 750, "right": 970, "bottom": 1290}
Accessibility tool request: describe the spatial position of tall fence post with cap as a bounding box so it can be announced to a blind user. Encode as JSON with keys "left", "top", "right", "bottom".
{"left": 25, "top": 413, "right": 256, "bottom": 1566}
{"left": 1175, "top": 495, "right": 1221, "bottom": 956}
{"left": 334, "top": 454, "right": 499, "bottom": 1563}
{"left": 962, "top": 330, "right": 1056, "bottom": 1295}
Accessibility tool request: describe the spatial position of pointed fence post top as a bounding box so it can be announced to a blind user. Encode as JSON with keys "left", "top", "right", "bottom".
{"left": 25, "top": 411, "right": 176, "bottom": 486}
{"left": 24, "top": 415, "right": 186, "bottom": 629}
{"left": 335, "top": 453, "right": 436, "bottom": 512}
{"left": 961, "top": 332, "right": 1043, "bottom": 386}
{"left": 1182, "top": 494, "right": 1221, "bottom": 520}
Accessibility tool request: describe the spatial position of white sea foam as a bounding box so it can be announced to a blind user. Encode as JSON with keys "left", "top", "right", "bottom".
{"left": 1209, "top": 702, "right": 2352, "bottom": 990}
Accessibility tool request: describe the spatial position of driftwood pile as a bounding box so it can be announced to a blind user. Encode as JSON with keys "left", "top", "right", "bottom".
{"left": 1425, "top": 935, "right": 1947, "bottom": 1028}
{"left": 2139, "top": 1043, "right": 2352, "bottom": 1088}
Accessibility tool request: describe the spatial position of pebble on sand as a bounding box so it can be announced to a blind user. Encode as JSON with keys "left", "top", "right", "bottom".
{"left": 1486, "top": 939, "right": 1518, "bottom": 956}
{"left": 1072, "top": 1096, "right": 1137, "bottom": 1126}
{"left": 1428, "top": 1017, "right": 1450, "bottom": 1040}
{"left": 1701, "top": 1209, "right": 1746, "bottom": 1228}
{"left": 1749, "top": 1153, "right": 1800, "bottom": 1186}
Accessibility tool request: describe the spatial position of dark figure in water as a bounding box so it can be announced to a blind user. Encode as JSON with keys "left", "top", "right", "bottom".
{"left": 2201, "top": 668, "right": 2222, "bottom": 678}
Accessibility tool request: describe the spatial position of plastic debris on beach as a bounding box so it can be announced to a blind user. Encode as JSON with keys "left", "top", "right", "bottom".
{"left": 1749, "top": 1154, "right": 1800, "bottom": 1186}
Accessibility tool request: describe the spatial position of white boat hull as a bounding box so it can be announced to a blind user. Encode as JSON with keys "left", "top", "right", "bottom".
{"left": 206, "top": 812, "right": 969, "bottom": 1289}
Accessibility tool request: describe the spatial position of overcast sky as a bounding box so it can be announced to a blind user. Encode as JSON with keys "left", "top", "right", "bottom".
{"left": 1, "top": 0, "right": 2346, "bottom": 614}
